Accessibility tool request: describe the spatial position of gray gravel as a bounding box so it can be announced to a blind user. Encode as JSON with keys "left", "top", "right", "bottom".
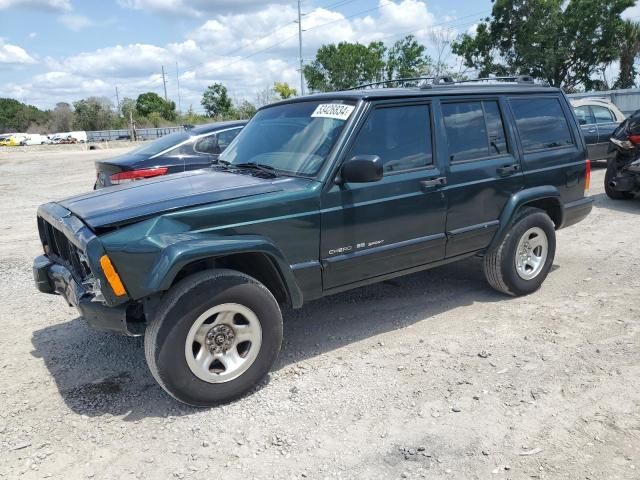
{"left": 0, "top": 149, "right": 639, "bottom": 479}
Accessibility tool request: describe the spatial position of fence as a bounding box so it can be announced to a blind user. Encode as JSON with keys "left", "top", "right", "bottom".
{"left": 86, "top": 126, "right": 185, "bottom": 142}
{"left": 567, "top": 88, "right": 640, "bottom": 116}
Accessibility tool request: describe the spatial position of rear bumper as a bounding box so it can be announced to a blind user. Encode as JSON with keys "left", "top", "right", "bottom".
{"left": 34, "top": 255, "right": 138, "bottom": 336}
{"left": 561, "top": 197, "right": 593, "bottom": 229}
{"left": 610, "top": 171, "right": 639, "bottom": 192}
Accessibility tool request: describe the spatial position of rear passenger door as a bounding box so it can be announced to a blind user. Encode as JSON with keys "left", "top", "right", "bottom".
{"left": 440, "top": 98, "right": 524, "bottom": 257}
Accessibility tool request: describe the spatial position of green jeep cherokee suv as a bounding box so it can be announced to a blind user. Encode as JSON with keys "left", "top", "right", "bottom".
{"left": 33, "top": 78, "right": 593, "bottom": 406}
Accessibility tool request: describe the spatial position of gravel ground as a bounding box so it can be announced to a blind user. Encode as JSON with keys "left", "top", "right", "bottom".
{"left": 0, "top": 149, "right": 639, "bottom": 480}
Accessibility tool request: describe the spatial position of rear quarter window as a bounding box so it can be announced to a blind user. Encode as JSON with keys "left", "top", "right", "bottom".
{"left": 510, "top": 97, "right": 574, "bottom": 152}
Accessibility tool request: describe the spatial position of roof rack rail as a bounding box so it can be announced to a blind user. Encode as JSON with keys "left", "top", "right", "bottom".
{"left": 421, "top": 75, "right": 537, "bottom": 89}
{"left": 347, "top": 74, "right": 541, "bottom": 91}
{"left": 346, "top": 76, "right": 435, "bottom": 91}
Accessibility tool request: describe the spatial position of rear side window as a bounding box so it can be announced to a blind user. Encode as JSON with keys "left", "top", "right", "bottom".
{"left": 510, "top": 98, "right": 573, "bottom": 152}
{"left": 217, "top": 127, "right": 241, "bottom": 150}
{"left": 347, "top": 104, "right": 433, "bottom": 173}
{"left": 442, "top": 100, "right": 508, "bottom": 162}
{"left": 574, "top": 105, "right": 594, "bottom": 125}
{"left": 591, "top": 105, "right": 614, "bottom": 124}
{"left": 194, "top": 134, "right": 219, "bottom": 154}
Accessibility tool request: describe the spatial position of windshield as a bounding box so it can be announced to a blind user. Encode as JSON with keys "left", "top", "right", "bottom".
{"left": 131, "top": 130, "right": 191, "bottom": 156}
{"left": 220, "top": 100, "right": 356, "bottom": 176}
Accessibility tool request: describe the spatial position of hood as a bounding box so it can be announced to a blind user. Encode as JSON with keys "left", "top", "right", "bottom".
{"left": 59, "top": 169, "right": 282, "bottom": 229}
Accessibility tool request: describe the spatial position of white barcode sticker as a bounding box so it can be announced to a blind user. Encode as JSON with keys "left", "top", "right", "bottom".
{"left": 311, "top": 103, "right": 355, "bottom": 121}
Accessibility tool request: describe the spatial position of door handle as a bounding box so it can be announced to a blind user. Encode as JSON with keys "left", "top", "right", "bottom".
{"left": 496, "top": 164, "right": 520, "bottom": 177}
{"left": 420, "top": 177, "right": 447, "bottom": 189}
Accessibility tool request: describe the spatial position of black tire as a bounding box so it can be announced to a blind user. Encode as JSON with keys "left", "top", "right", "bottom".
{"left": 144, "top": 269, "right": 283, "bottom": 407}
{"left": 483, "top": 208, "right": 556, "bottom": 296}
{"left": 605, "top": 160, "right": 634, "bottom": 200}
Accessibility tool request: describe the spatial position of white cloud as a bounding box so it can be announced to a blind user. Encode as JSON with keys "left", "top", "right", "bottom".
{"left": 58, "top": 13, "right": 93, "bottom": 31}
{"left": 0, "top": 0, "right": 71, "bottom": 11}
{"left": 7, "top": 0, "right": 482, "bottom": 110}
{"left": 0, "top": 40, "right": 36, "bottom": 64}
{"left": 117, "top": 0, "right": 267, "bottom": 17}
{"left": 28, "top": 32, "right": 37, "bottom": 39}
{"left": 623, "top": 3, "right": 640, "bottom": 20}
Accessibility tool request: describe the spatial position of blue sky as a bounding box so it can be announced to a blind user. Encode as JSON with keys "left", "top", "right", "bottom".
{"left": 0, "top": 0, "right": 636, "bottom": 112}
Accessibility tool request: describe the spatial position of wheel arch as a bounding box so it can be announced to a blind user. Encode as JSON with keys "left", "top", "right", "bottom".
{"left": 488, "top": 186, "right": 563, "bottom": 252}
{"left": 145, "top": 235, "right": 303, "bottom": 308}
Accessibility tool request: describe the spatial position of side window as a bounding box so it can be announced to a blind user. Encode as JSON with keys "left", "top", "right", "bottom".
{"left": 483, "top": 101, "right": 508, "bottom": 155}
{"left": 510, "top": 97, "right": 574, "bottom": 152}
{"left": 574, "top": 105, "right": 594, "bottom": 125}
{"left": 194, "top": 134, "right": 219, "bottom": 154}
{"left": 591, "top": 105, "right": 614, "bottom": 124}
{"left": 442, "top": 100, "right": 508, "bottom": 161}
{"left": 217, "top": 127, "right": 241, "bottom": 151}
{"left": 347, "top": 104, "right": 432, "bottom": 173}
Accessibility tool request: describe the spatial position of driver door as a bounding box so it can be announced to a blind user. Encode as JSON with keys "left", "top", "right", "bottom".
{"left": 320, "top": 101, "right": 447, "bottom": 290}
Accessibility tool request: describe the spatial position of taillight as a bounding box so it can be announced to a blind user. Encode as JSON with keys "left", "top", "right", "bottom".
{"left": 629, "top": 134, "right": 640, "bottom": 145}
{"left": 585, "top": 159, "right": 591, "bottom": 192}
{"left": 110, "top": 167, "right": 168, "bottom": 185}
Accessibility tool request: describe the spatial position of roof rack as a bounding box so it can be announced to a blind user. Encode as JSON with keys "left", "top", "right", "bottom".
{"left": 345, "top": 77, "right": 435, "bottom": 91}
{"left": 420, "top": 75, "right": 537, "bottom": 89}
{"left": 347, "top": 75, "right": 540, "bottom": 91}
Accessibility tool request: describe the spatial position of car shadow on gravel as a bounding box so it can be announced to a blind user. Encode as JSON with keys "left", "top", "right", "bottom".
{"left": 30, "top": 256, "right": 527, "bottom": 419}
{"left": 591, "top": 192, "right": 640, "bottom": 213}
{"left": 277, "top": 256, "right": 509, "bottom": 371}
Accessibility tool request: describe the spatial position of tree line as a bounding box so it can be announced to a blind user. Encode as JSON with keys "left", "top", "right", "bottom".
{"left": 2, "top": 0, "right": 640, "bottom": 134}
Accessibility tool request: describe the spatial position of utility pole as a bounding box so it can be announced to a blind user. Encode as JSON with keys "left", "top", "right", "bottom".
{"left": 114, "top": 86, "right": 121, "bottom": 115}
{"left": 161, "top": 65, "right": 168, "bottom": 101}
{"left": 297, "top": 0, "right": 304, "bottom": 95}
{"left": 175, "top": 61, "right": 182, "bottom": 114}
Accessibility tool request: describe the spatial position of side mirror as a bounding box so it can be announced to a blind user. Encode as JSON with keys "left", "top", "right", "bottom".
{"left": 338, "top": 155, "right": 383, "bottom": 184}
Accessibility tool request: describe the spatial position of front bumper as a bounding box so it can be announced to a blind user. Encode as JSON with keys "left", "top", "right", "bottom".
{"left": 33, "top": 255, "right": 138, "bottom": 336}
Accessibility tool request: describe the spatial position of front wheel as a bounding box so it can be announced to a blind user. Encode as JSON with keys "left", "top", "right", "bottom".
{"left": 144, "top": 269, "right": 283, "bottom": 406}
{"left": 483, "top": 208, "right": 556, "bottom": 296}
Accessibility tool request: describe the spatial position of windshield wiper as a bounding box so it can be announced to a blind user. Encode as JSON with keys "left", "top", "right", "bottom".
{"left": 233, "top": 162, "right": 278, "bottom": 178}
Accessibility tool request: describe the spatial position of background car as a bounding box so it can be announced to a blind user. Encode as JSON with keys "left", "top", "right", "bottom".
{"left": 571, "top": 98, "right": 625, "bottom": 163}
{"left": 0, "top": 134, "right": 26, "bottom": 146}
{"left": 94, "top": 120, "right": 246, "bottom": 189}
{"left": 24, "top": 134, "right": 51, "bottom": 145}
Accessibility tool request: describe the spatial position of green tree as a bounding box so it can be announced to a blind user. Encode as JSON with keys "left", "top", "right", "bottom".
{"left": 273, "top": 82, "right": 297, "bottom": 99}
{"left": 303, "top": 41, "right": 386, "bottom": 91}
{"left": 73, "top": 97, "right": 114, "bottom": 131}
{"left": 201, "top": 83, "right": 233, "bottom": 117}
{"left": 135, "top": 92, "right": 176, "bottom": 121}
{"left": 235, "top": 100, "right": 257, "bottom": 119}
{"left": 614, "top": 20, "right": 640, "bottom": 89}
{"left": 451, "top": 0, "right": 634, "bottom": 89}
{"left": 0, "top": 98, "right": 49, "bottom": 133}
{"left": 385, "top": 35, "right": 432, "bottom": 82}
{"left": 50, "top": 102, "right": 73, "bottom": 132}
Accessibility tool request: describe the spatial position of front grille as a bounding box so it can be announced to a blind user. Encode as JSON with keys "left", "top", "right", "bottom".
{"left": 38, "top": 217, "right": 91, "bottom": 281}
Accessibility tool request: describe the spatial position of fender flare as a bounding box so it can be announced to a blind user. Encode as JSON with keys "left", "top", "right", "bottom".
{"left": 487, "top": 186, "right": 563, "bottom": 252}
{"left": 145, "top": 233, "right": 304, "bottom": 308}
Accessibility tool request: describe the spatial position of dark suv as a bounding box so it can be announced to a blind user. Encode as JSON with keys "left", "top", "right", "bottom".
{"left": 33, "top": 77, "right": 593, "bottom": 406}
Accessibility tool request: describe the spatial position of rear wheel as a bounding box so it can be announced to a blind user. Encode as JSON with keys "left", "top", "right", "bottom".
{"left": 483, "top": 208, "right": 556, "bottom": 296}
{"left": 144, "top": 269, "right": 283, "bottom": 406}
{"left": 605, "top": 160, "right": 634, "bottom": 200}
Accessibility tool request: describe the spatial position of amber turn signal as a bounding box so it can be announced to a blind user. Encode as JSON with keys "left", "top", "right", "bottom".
{"left": 99, "top": 254, "right": 127, "bottom": 297}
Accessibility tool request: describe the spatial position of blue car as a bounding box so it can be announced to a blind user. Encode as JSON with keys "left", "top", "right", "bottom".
{"left": 94, "top": 120, "right": 246, "bottom": 189}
